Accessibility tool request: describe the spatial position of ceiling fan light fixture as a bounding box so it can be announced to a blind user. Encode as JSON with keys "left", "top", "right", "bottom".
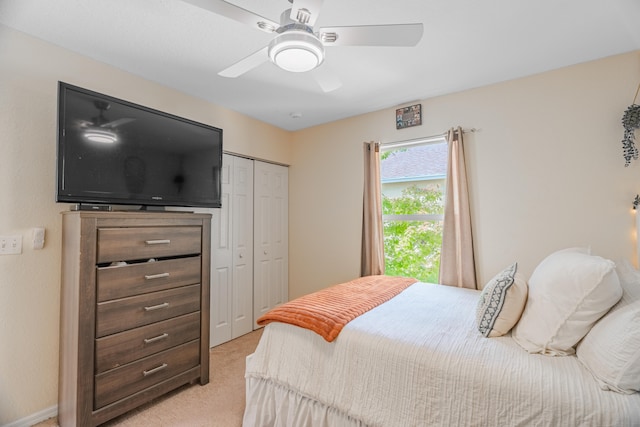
{"left": 84, "top": 128, "right": 118, "bottom": 144}
{"left": 268, "top": 30, "right": 324, "bottom": 73}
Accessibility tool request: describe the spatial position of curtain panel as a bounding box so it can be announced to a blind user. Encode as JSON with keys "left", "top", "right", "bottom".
{"left": 439, "top": 127, "right": 477, "bottom": 289}
{"left": 361, "top": 141, "right": 385, "bottom": 276}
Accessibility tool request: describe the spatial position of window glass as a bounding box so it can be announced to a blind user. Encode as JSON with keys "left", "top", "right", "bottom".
{"left": 381, "top": 139, "right": 447, "bottom": 283}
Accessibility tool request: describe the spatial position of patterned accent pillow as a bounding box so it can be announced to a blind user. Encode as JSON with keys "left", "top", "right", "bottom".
{"left": 476, "top": 263, "right": 528, "bottom": 338}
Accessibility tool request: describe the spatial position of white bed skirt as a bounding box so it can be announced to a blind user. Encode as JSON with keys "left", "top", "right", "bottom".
{"left": 243, "top": 367, "right": 365, "bottom": 427}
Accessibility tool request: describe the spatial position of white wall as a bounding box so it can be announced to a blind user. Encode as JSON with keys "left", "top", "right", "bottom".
{"left": 289, "top": 51, "right": 640, "bottom": 298}
{"left": 0, "top": 24, "right": 291, "bottom": 425}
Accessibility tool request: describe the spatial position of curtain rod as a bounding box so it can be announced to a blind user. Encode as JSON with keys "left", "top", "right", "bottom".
{"left": 381, "top": 128, "right": 477, "bottom": 149}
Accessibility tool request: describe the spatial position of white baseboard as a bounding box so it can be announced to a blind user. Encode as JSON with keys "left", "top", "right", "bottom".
{"left": 2, "top": 405, "right": 57, "bottom": 427}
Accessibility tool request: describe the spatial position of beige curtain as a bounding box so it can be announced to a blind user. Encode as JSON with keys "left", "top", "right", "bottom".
{"left": 439, "top": 127, "right": 477, "bottom": 289}
{"left": 361, "top": 141, "right": 385, "bottom": 276}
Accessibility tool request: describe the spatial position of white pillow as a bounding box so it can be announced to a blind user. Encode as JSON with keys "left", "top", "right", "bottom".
{"left": 476, "top": 263, "right": 528, "bottom": 337}
{"left": 612, "top": 259, "right": 640, "bottom": 304}
{"left": 511, "top": 248, "right": 622, "bottom": 356}
{"left": 576, "top": 259, "right": 640, "bottom": 393}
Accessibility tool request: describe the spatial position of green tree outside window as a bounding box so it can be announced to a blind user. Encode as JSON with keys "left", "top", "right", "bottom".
{"left": 382, "top": 185, "right": 444, "bottom": 283}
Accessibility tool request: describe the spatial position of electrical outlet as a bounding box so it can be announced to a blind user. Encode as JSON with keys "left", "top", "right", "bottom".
{"left": 0, "top": 235, "right": 22, "bottom": 255}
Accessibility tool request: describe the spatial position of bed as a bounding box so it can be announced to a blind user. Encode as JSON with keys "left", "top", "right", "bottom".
{"left": 243, "top": 249, "right": 640, "bottom": 426}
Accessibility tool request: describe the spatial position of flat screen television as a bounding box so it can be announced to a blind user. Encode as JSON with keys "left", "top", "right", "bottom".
{"left": 56, "top": 82, "right": 223, "bottom": 209}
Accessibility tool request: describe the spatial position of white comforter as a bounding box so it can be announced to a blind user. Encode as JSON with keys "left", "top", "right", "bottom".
{"left": 244, "top": 282, "right": 640, "bottom": 426}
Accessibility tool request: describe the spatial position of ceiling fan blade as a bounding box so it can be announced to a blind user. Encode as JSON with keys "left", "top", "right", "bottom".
{"left": 310, "top": 65, "right": 341, "bottom": 93}
{"left": 289, "top": 0, "right": 324, "bottom": 26}
{"left": 181, "top": 0, "right": 279, "bottom": 33}
{"left": 319, "top": 23, "right": 424, "bottom": 47}
{"left": 218, "top": 46, "right": 270, "bottom": 78}
{"left": 102, "top": 118, "right": 135, "bottom": 128}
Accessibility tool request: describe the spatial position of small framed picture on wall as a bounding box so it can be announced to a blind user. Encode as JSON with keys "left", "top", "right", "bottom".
{"left": 396, "top": 104, "right": 422, "bottom": 129}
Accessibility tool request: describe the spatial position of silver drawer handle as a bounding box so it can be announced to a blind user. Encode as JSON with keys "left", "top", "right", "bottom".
{"left": 144, "top": 272, "right": 170, "bottom": 280}
{"left": 142, "top": 363, "right": 168, "bottom": 377}
{"left": 143, "top": 333, "right": 169, "bottom": 344}
{"left": 144, "top": 302, "right": 169, "bottom": 311}
{"left": 145, "top": 239, "right": 171, "bottom": 245}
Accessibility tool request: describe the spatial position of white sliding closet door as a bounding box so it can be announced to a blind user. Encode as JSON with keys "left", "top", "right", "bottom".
{"left": 210, "top": 154, "right": 254, "bottom": 347}
{"left": 253, "top": 160, "right": 289, "bottom": 327}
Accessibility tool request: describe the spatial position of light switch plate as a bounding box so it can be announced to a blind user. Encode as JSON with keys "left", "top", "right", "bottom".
{"left": 0, "top": 235, "right": 22, "bottom": 255}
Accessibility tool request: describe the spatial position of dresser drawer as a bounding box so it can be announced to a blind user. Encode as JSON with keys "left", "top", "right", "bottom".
{"left": 96, "top": 284, "right": 201, "bottom": 337}
{"left": 94, "top": 339, "right": 200, "bottom": 409}
{"left": 95, "top": 312, "right": 201, "bottom": 374}
{"left": 97, "top": 256, "right": 201, "bottom": 302}
{"left": 97, "top": 226, "right": 202, "bottom": 263}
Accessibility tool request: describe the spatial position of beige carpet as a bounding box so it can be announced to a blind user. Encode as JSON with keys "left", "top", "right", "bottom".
{"left": 35, "top": 329, "right": 263, "bottom": 427}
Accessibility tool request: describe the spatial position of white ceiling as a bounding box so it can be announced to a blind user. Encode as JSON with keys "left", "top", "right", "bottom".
{"left": 1, "top": 0, "right": 639, "bottom": 131}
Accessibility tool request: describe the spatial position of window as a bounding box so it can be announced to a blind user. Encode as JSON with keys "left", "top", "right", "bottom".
{"left": 380, "top": 137, "right": 447, "bottom": 283}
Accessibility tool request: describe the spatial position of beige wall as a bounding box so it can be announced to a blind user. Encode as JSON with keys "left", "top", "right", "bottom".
{"left": 3, "top": 19, "right": 640, "bottom": 425}
{"left": 290, "top": 51, "right": 640, "bottom": 298}
{"left": 0, "top": 25, "right": 291, "bottom": 425}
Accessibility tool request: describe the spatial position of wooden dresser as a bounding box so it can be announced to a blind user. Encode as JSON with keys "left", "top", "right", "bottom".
{"left": 58, "top": 211, "right": 211, "bottom": 426}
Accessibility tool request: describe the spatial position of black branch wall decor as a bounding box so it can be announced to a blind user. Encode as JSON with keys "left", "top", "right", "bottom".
{"left": 622, "top": 103, "right": 640, "bottom": 166}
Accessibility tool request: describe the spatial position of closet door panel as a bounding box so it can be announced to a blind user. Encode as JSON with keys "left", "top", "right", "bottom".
{"left": 271, "top": 165, "right": 288, "bottom": 307}
{"left": 254, "top": 259, "right": 271, "bottom": 320}
{"left": 211, "top": 266, "right": 230, "bottom": 345}
{"left": 210, "top": 155, "right": 233, "bottom": 346}
{"left": 253, "top": 161, "right": 288, "bottom": 327}
{"left": 231, "top": 157, "right": 254, "bottom": 338}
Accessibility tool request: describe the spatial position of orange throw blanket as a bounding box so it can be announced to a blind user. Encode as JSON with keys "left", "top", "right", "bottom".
{"left": 257, "top": 275, "right": 418, "bottom": 342}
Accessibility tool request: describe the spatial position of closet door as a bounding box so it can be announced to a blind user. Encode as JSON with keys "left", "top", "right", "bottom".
{"left": 254, "top": 161, "right": 289, "bottom": 327}
{"left": 210, "top": 155, "right": 233, "bottom": 346}
{"left": 210, "top": 154, "right": 253, "bottom": 347}
{"left": 231, "top": 156, "right": 254, "bottom": 338}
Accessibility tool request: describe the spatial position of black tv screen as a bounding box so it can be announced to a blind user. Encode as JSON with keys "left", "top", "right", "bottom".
{"left": 56, "top": 82, "right": 223, "bottom": 209}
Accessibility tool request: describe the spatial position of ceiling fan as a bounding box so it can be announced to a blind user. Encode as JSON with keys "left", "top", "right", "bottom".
{"left": 182, "top": 0, "right": 424, "bottom": 92}
{"left": 79, "top": 101, "right": 134, "bottom": 143}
